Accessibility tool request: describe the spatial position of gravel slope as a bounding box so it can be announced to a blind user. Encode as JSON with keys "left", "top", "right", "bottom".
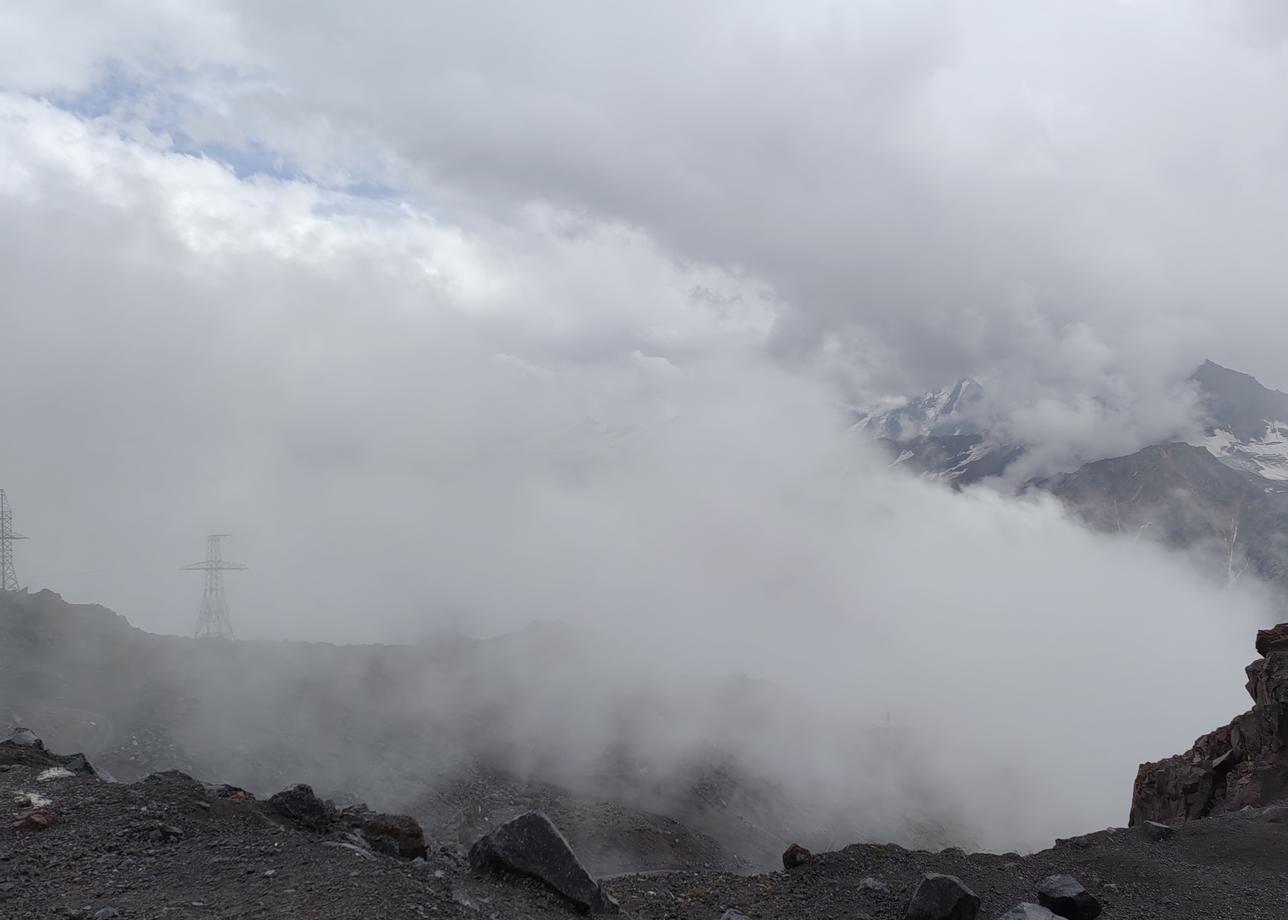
{"left": 6, "top": 735, "right": 1288, "bottom": 920}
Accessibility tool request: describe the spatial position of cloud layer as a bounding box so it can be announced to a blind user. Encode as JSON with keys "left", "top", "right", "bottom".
{"left": 1, "top": 1, "right": 1284, "bottom": 851}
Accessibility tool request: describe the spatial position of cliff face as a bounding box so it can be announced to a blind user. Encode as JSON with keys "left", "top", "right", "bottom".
{"left": 1131, "top": 624, "right": 1288, "bottom": 826}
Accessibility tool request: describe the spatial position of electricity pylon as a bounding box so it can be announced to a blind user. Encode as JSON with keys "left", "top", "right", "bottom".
{"left": 0, "top": 490, "right": 27, "bottom": 592}
{"left": 183, "top": 534, "right": 247, "bottom": 639}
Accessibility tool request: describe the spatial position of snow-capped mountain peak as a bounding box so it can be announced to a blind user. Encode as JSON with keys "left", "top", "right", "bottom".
{"left": 854, "top": 379, "right": 1024, "bottom": 486}
{"left": 856, "top": 378, "right": 985, "bottom": 442}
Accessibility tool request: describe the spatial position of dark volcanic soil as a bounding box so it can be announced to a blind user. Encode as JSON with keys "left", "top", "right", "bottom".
{"left": 0, "top": 741, "right": 581, "bottom": 920}
{"left": 612, "top": 813, "right": 1288, "bottom": 920}
{"left": 6, "top": 736, "right": 1288, "bottom": 920}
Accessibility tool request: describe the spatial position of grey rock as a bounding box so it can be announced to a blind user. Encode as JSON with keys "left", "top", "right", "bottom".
{"left": 998, "top": 906, "right": 1059, "bottom": 920}
{"left": 1259, "top": 805, "right": 1288, "bottom": 823}
{"left": 860, "top": 876, "right": 889, "bottom": 892}
{"left": 469, "top": 811, "right": 619, "bottom": 914}
{"left": 1142, "top": 820, "right": 1174, "bottom": 841}
{"left": 268, "top": 783, "right": 337, "bottom": 833}
{"left": 720, "top": 911, "right": 751, "bottom": 920}
{"left": 905, "top": 872, "right": 980, "bottom": 920}
{"left": 4, "top": 727, "right": 42, "bottom": 748}
{"left": 1036, "top": 874, "right": 1101, "bottom": 920}
{"left": 92, "top": 910, "right": 121, "bottom": 920}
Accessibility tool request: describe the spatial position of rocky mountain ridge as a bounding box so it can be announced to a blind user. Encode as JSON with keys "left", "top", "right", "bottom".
{"left": 860, "top": 360, "right": 1288, "bottom": 591}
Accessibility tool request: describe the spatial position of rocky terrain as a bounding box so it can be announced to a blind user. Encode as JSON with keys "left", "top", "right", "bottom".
{"left": 7, "top": 720, "right": 1288, "bottom": 919}
{"left": 6, "top": 603, "right": 1288, "bottom": 918}
{"left": 7, "top": 581, "right": 1288, "bottom": 919}
{"left": 0, "top": 589, "right": 972, "bottom": 878}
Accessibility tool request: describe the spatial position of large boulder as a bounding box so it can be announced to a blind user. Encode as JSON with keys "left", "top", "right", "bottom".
{"left": 469, "top": 811, "right": 619, "bottom": 914}
{"left": 1035, "top": 875, "right": 1101, "bottom": 920}
{"left": 1132, "top": 622, "right": 1288, "bottom": 826}
{"left": 905, "top": 872, "right": 980, "bottom": 920}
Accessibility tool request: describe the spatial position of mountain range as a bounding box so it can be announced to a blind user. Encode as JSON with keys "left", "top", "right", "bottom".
{"left": 858, "top": 360, "right": 1288, "bottom": 591}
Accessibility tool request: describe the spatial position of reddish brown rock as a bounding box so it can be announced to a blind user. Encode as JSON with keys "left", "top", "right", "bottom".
{"left": 781, "top": 842, "right": 812, "bottom": 869}
{"left": 1256, "top": 623, "right": 1288, "bottom": 657}
{"left": 1132, "top": 622, "right": 1288, "bottom": 827}
{"left": 341, "top": 806, "right": 428, "bottom": 860}
{"left": 13, "top": 808, "right": 57, "bottom": 831}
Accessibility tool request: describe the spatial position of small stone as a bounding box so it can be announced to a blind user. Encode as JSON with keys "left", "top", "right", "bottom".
{"left": 1258, "top": 805, "right": 1288, "bottom": 823}
{"left": 92, "top": 910, "right": 121, "bottom": 920}
{"left": 341, "top": 806, "right": 428, "bottom": 860}
{"left": 998, "top": 906, "right": 1059, "bottom": 920}
{"left": 905, "top": 872, "right": 980, "bottom": 920}
{"left": 720, "top": 911, "right": 752, "bottom": 920}
{"left": 1036, "top": 875, "right": 1101, "bottom": 920}
{"left": 859, "top": 877, "right": 889, "bottom": 892}
{"left": 781, "top": 843, "right": 812, "bottom": 870}
{"left": 1142, "top": 821, "right": 1174, "bottom": 841}
{"left": 12, "top": 809, "right": 57, "bottom": 832}
{"left": 264, "top": 869, "right": 277, "bottom": 877}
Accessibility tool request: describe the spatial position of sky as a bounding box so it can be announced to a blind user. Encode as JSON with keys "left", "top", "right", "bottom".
{"left": 1, "top": 0, "right": 1286, "bottom": 632}
{"left": 5, "top": 0, "right": 1288, "bottom": 852}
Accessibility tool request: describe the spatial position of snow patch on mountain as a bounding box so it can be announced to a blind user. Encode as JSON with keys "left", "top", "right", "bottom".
{"left": 1194, "top": 421, "right": 1288, "bottom": 482}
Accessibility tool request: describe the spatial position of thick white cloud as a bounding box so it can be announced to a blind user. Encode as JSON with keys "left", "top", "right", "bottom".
{"left": 0, "top": 2, "right": 1283, "bottom": 851}
{"left": 8, "top": 1, "right": 1288, "bottom": 453}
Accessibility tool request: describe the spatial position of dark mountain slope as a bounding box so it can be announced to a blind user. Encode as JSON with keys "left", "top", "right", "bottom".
{"left": 1042, "top": 443, "right": 1288, "bottom": 587}
{"left": 0, "top": 589, "right": 962, "bottom": 874}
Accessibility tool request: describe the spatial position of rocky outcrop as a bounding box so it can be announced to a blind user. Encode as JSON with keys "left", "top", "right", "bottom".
{"left": 265, "top": 783, "right": 428, "bottom": 860}
{"left": 469, "top": 811, "right": 620, "bottom": 914}
{"left": 268, "top": 783, "right": 338, "bottom": 832}
{"left": 341, "top": 804, "right": 429, "bottom": 860}
{"left": 1131, "top": 622, "right": 1288, "bottom": 826}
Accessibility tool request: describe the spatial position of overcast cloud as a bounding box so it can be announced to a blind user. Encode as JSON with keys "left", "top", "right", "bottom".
{"left": 2, "top": 0, "right": 1285, "bottom": 618}
{"left": 6, "top": 1, "right": 1288, "bottom": 851}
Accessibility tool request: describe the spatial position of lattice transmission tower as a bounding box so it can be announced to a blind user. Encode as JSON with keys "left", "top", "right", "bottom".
{"left": 0, "top": 489, "right": 27, "bottom": 592}
{"left": 182, "top": 534, "right": 247, "bottom": 639}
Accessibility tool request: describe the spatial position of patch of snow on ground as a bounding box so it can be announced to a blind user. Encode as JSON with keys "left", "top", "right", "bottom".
{"left": 36, "top": 766, "right": 75, "bottom": 782}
